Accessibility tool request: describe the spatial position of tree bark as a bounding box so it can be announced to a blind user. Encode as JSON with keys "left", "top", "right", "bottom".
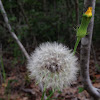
{"left": 75, "top": 0, "right": 79, "bottom": 26}
{"left": 91, "top": 43, "right": 100, "bottom": 73}
{"left": 80, "top": 0, "right": 100, "bottom": 99}
{"left": 0, "top": 43, "right": 3, "bottom": 84}
{"left": 0, "top": 0, "right": 30, "bottom": 60}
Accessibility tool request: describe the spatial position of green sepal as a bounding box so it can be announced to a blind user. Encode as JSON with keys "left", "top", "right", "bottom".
{"left": 76, "top": 14, "right": 92, "bottom": 38}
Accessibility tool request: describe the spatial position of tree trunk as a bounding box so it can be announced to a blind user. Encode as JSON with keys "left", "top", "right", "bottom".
{"left": 80, "top": 0, "right": 100, "bottom": 99}
{"left": 0, "top": 43, "right": 3, "bottom": 84}
{"left": 43, "top": 0, "right": 47, "bottom": 16}
{"left": 75, "top": 0, "right": 79, "bottom": 26}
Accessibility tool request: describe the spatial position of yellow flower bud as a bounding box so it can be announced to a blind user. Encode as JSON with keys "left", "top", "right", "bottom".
{"left": 85, "top": 7, "right": 92, "bottom": 17}
{"left": 73, "top": 7, "right": 93, "bottom": 54}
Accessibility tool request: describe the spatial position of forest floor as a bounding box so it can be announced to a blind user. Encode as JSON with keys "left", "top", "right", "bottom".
{"left": 0, "top": 45, "right": 100, "bottom": 100}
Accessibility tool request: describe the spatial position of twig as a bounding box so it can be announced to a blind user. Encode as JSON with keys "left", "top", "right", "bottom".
{"left": 0, "top": 0, "right": 30, "bottom": 60}
{"left": 21, "top": 88, "right": 36, "bottom": 95}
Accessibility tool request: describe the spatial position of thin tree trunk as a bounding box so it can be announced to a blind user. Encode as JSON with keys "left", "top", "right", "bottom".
{"left": 17, "top": 0, "right": 29, "bottom": 27}
{"left": 0, "top": 43, "right": 3, "bottom": 84}
{"left": 75, "top": 0, "right": 79, "bottom": 26}
{"left": 0, "top": 0, "right": 30, "bottom": 60}
{"left": 80, "top": 0, "right": 100, "bottom": 99}
{"left": 0, "top": 1, "right": 46, "bottom": 99}
{"left": 43, "top": 0, "right": 47, "bottom": 16}
{"left": 91, "top": 43, "right": 100, "bottom": 73}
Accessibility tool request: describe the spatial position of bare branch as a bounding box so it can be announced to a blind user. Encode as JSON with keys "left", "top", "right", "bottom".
{"left": 0, "top": 0, "right": 30, "bottom": 60}
{"left": 80, "top": 0, "right": 100, "bottom": 99}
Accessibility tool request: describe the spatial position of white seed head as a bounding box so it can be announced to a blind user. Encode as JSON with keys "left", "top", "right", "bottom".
{"left": 27, "top": 42, "right": 79, "bottom": 90}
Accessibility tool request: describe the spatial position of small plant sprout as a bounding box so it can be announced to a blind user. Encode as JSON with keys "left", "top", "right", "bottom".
{"left": 73, "top": 7, "right": 92, "bottom": 54}
{"left": 27, "top": 42, "right": 79, "bottom": 92}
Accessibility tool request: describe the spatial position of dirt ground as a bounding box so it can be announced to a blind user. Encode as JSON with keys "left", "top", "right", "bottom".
{"left": 0, "top": 46, "right": 100, "bottom": 100}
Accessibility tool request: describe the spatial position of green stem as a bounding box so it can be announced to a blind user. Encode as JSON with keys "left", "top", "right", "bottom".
{"left": 73, "top": 37, "right": 81, "bottom": 55}
{"left": 41, "top": 87, "right": 46, "bottom": 100}
{"left": 46, "top": 90, "right": 55, "bottom": 100}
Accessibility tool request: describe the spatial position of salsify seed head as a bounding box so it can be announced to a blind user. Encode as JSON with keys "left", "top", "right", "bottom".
{"left": 27, "top": 42, "right": 79, "bottom": 90}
